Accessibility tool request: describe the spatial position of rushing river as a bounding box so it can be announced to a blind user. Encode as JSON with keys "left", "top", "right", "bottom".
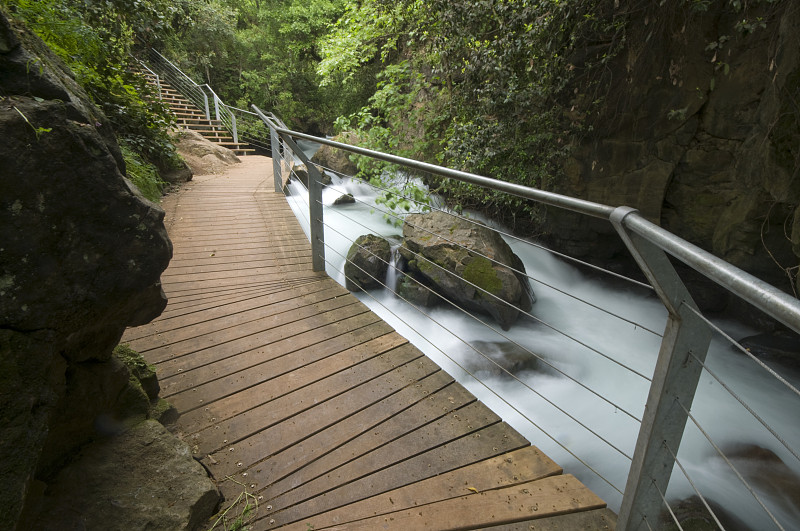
{"left": 283, "top": 162, "right": 800, "bottom": 530}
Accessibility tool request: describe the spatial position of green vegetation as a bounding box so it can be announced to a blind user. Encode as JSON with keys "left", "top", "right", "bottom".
{"left": 120, "top": 143, "right": 166, "bottom": 202}
{"left": 316, "top": 0, "right": 628, "bottom": 229}
{"left": 4, "top": 0, "right": 184, "bottom": 198}
{"left": 113, "top": 343, "right": 157, "bottom": 381}
{"left": 464, "top": 256, "right": 502, "bottom": 296}
{"left": 209, "top": 476, "right": 259, "bottom": 531}
{"left": 5, "top": 0, "right": 789, "bottom": 221}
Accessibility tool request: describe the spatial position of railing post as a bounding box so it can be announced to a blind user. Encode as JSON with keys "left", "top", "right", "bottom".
{"left": 231, "top": 113, "right": 238, "bottom": 144}
{"left": 612, "top": 207, "right": 712, "bottom": 530}
{"left": 277, "top": 132, "right": 325, "bottom": 272}
{"left": 213, "top": 92, "right": 221, "bottom": 122}
{"left": 202, "top": 92, "right": 210, "bottom": 121}
{"left": 269, "top": 126, "right": 282, "bottom": 193}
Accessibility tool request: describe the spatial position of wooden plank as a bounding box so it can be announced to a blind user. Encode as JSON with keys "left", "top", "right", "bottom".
{"left": 147, "top": 301, "right": 374, "bottom": 375}
{"left": 124, "top": 281, "right": 338, "bottom": 342}
{"left": 124, "top": 157, "right": 612, "bottom": 531}
{"left": 160, "top": 263, "right": 316, "bottom": 285}
{"left": 133, "top": 290, "right": 361, "bottom": 357}
{"left": 215, "top": 374, "right": 471, "bottom": 503}
{"left": 480, "top": 507, "right": 617, "bottom": 530}
{"left": 258, "top": 400, "right": 504, "bottom": 517}
{"left": 286, "top": 446, "right": 563, "bottom": 531}
{"left": 159, "top": 320, "right": 395, "bottom": 399}
{"left": 161, "top": 256, "right": 313, "bottom": 278}
{"left": 260, "top": 421, "right": 531, "bottom": 528}
{"left": 166, "top": 331, "right": 408, "bottom": 414}
{"left": 127, "top": 283, "right": 346, "bottom": 345}
{"left": 211, "top": 370, "right": 456, "bottom": 502}
{"left": 160, "top": 270, "right": 327, "bottom": 295}
{"left": 272, "top": 475, "right": 606, "bottom": 531}
{"left": 156, "top": 282, "right": 305, "bottom": 319}
{"left": 181, "top": 343, "right": 428, "bottom": 452}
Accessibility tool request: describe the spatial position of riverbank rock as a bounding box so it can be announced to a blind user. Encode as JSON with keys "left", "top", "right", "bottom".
{"left": 172, "top": 129, "right": 239, "bottom": 176}
{"left": 738, "top": 331, "right": 800, "bottom": 370}
{"left": 397, "top": 274, "right": 441, "bottom": 307}
{"left": 345, "top": 234, "right": 392, "bottom": 291}
{"left": 400, "top": 211, "right": 534, "bottom": 330}
{"left": 0, "top": 10, "right": 173, "bottom": 528}
{"left": 311, "top": 131, "right": 359, "bottom": 176}
{"left": 542, "top": 2, "right": 800, "bottom": 319}
{"left": 291, "top": 161, "right": 331, "bottom": 188}
{"left": 20, "top": 420, "right": 220, "bottom": 531}
{"left": 334, "top": 193, "right": 356, "bottom": 205}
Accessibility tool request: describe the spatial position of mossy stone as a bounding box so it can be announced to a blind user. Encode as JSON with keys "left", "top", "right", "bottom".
{"left": 113, "top": 343, "right": 159, "bottom": 399}
{"left": 463, "top": 256, "right": 502, "bottom": 295}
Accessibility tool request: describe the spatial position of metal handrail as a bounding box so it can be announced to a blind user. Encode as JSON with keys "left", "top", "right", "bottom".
{"left": 253, "top": 104, "right": 800, "bottom": 531}
{"left": 130, "top": 56, "right": 162, "bottom": 99}
{"left": 142, "top": 49, "right": 275, "bottom": 155}
{"left": 261, "top": 121, "right": 800, "bottom": 334}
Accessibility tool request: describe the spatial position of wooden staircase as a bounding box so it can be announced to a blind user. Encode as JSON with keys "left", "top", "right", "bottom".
{"left": 138, "top": 70, "right": 255, "bottom": 156}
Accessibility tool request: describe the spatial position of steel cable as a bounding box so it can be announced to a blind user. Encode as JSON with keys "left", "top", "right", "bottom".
{"left": 309, "top": 177, "right": 654, "bottom": 383}
{"left": 314, "top": 162, "right": 655, "bottom": 292}
{"left": 319, "top": 212, "right": 645, "bottom": 424}
{"left": 678, "top": 400, "right": 786, "bottom": 530}
{"left": 664, "top": 442, "right": 726, "bottom": 530}
{"left": 320, "top": 225, "right": 637, "bottom": 463}
{"left": 318, "top": 243, "right": 627, "bottom": 497}
{"left": 683, "top": 305, "right": 800, "bottom": 400}
{"left": 321, "top": 175, "right": 663, "bottom": 338}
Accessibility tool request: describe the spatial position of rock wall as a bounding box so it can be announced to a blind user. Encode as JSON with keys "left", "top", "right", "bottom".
{"left": 545, "top": 2, "right": 800, "bottom": 310}
{"left": 0, "top": 10, "right": 173, "bottom": 528}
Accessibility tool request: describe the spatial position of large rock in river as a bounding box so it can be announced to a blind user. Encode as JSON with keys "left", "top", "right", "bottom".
{"left": 345, "top": 234, "right": 392, "bottom": 292}
{"left": 400, "top": 211, "right": 534, "bottom": 330}
{"left": 0, "top": 10, "right": 173, "bottom": 528}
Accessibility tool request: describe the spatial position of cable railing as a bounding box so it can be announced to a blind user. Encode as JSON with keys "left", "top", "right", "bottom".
{"left": 255, "top": 105, "right": 800, "bottom": 531}
{"left": 281, "top": 162, "right": 633, "bottom": 495}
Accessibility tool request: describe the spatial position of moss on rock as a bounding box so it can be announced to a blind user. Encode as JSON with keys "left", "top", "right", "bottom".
{"left": 113, "top": 343, "right": 159, "bottom": 400}
{"left": 463, "top": 256, "right": 502, "bottom": 296}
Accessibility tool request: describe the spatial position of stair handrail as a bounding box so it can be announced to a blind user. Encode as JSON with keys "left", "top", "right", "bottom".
{"left": 130, "top": 56, "right": 162, "bottom": 99}
{"left": 253, "top": 104, "right": 800, "bottom": 531}
{"left": 146, "top": 49, "right": 210, "bottom": 121}
{"left": 142, "top": 50, "right": 275, "bottom": 155}
{"left": 200, "top": 83, "right": 238, "bottom": 144}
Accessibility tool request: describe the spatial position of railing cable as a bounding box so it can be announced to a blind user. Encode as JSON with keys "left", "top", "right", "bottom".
{"left": 325, "top": 176, "right": 664, "bottom": 338}
{"left": 686, "top": 349, "right": 800, "bottom": 463}
{"left": 319, "top": 241, "right": 627, "bottom": 497}
{"left": 664, "top": 442, "right": 727, "bottom": 530}
{"left": 683, "top": 305, "right": 800, "bottom": 399}
{"left": 305, "top": 176, "right": 654, "bottom": 384}
{"left": 321, "top": 219, "right": 642, "bottom": 449}
{"left": 678, "top": 401, "right": 786, "bottom": 530}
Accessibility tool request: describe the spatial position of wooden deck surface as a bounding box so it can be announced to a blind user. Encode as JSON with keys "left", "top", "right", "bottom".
{"left": 122, "top": 156, "right": 616, "bottom": 530}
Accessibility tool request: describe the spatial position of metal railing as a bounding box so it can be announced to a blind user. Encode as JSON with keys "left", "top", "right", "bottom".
{"left": 131, "top": 56, "right": 162, "bottom": 99}
{"left": 254, "top": 105, "right": 800, "bottom": 531}
{"left": 144, "top": 49, "right": 272, "bottom": 155}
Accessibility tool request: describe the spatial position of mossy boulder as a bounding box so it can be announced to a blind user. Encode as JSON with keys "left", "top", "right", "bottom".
{"left": 400, "top": 211, "right": 534, "bottom": 330}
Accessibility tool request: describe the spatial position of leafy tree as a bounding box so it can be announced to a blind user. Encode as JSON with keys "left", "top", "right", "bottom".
{"left": 318, "top": 0, "right": 626, "bottom": 229}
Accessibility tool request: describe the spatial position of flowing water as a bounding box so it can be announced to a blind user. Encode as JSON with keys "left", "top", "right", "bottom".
{"left": 284, "top": 170, "right": 800, "bottom": 530}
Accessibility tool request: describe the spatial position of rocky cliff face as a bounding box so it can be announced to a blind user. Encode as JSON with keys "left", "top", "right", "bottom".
{"left": 0, "top": 11, "right": 173, "bottom": 528}
{"left": 546, "top": 2, "right": 800, "bottom": 311}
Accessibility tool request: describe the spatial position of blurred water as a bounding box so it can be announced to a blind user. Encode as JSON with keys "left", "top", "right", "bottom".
{"left": 284, "top": 173, "right": 800, "bottom": 530}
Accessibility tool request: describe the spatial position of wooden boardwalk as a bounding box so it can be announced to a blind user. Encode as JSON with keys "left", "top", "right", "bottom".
{"left": 122, "top": 156, "right": 616, "bottom": 530}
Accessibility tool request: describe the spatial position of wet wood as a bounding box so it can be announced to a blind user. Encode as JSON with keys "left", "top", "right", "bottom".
{"left": 121, "top": 156, "right": 614, "bottom": 531}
